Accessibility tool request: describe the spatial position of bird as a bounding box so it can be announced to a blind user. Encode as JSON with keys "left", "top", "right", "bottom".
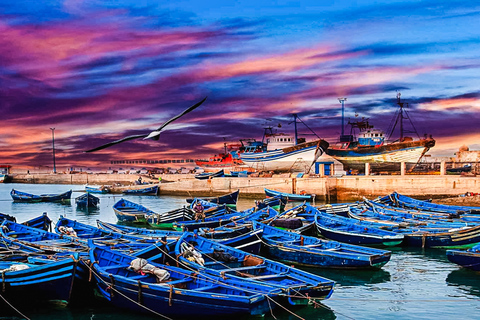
{"left": 84, "top": 96, "right": 207, "bottom": 153}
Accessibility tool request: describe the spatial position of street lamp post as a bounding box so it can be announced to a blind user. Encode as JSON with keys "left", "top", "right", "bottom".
{"left": 338, "top": 98, "right": 347, "bottom": 137}
{"left": 50, "top": 128, "right": 56, "bottom": 173}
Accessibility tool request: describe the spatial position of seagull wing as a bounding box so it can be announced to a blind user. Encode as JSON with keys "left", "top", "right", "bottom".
{"left": 85, "top": 97, "right": 206, "bottom": 153}
{"left": 155, "top": 96, "right": 207, "bottom": 132}
{"left": 84, "top": 133, "right": 149, "bottom": 153}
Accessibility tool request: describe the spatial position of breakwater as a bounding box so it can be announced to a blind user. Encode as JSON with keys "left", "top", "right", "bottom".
{"left": 10, "top": 173, "right": 479, "bottom": 201}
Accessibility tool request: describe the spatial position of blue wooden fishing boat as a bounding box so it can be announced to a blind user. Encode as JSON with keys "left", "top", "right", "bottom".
{"left": 148, "top": 202, "right": 227, "bottom": 229}
{"left": 264, "top": 188, "right": 314, "bottom": 201}
{"left": 254, "top": 221, "right": 391, "bottom": 269}
{"left": 446, "top": 244, "right": 480, "bottom": 271}
{"left": 315, "top": 207, "right": 404, "bottom": 246}
{"left": 364, "top": 199, "right": 480, "bottom": 223}
{"left": 0, "top": 219, "right": 88, "bottom": 253}
{"left": 171, "top": 206, "right": 244, "bottom": 231}
{"left": 397, "top": 225, "right": 480, "bottom": 249}
{"left": 85, "top": 185, "right": 110, "bottom": 193}
{"left": 175, "top": 232, "right": 335, "bottom": 305}
{"left": 198, "top": 225, "right": 253, "bottom": 239}
{"left": 96, "top": 220, "right": 184, "bottom": 240}
{"left": 255, "top": 195, "right": 287, "bottom": 212}
{"left": 172, "top": 206, "right": 281, "bottom": 231}
{"left": 10, "top": 188, "right": 72, "bottom": 202}
{"left": 195, "top": 169, "right": 224, "bottom": 180}
{"left": 186, "top": 189, "right": 240, "bottom": 208}
{"left": 212, "top": 227, "right": 264, "bottom": 254}
{"left": 122, "top": 185, "right": 159, "bottom": 195}
{"left": 55, "top": 216, "right": 157, "bottom": 245}
{"left": 0, "top": 212, "right": 52, "bottom": 231}
{"left": 97, "top": 220, "right": 263, "bottom": 254}
{"left": 352, "top": 202, "right": 480, "bottom": 226}
{"left": 89, "top": 244, "right": 281, "bottom": 317}
{"left": 347, "top": 206, "right": 480, "bottom": 248}
{"left": 75, "top": 192, "right": 100, "bottom": 208}
{"left": 21, "top": 212, "right": 53, "bottom": 231}
{"left": 0, "top": 212, "right": 17, "bottom": 222}
{"left": 379, "top": 192, "right": 480, "bottom": 214}
{"left": 113, "top": 198, "right": 156, "bottom": 223}
{"left": 0, "top": 256, "right": 79, "bottom": 306}
{"left": 267, "top": 203, "right": 317, "bottom": 233}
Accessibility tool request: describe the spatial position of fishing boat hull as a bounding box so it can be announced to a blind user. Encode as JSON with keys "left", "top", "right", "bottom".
{"left": 90, "top": 245, "right": 278, "bottom": 317}
{"left": 0, "top": 258, "right": 78, "bottom": 305}
{"left": 75, "top": 193, "right": 100, "bottom": 208}
{"left": 195, "top": 169, "right": 224, "bottom": 180}
{"left": 401, "top": 226, "right": 480, "bottom": 249}
{"left": 240, "top": 139, "right": 328, "bottom": 172}
{"left": 264, "top": 188, "right": 313, "bottom": 201}
{"left": 326, "top": 139, "right": 435, "bottom": 172}
{"left": 85, "top": 185, "right": 109, "bottom": 194}
{"left": 186, "top": 189, "right": 240, "bottom": 207}
{"left": 122, "top": 185, "right": 159, "bottom": 195}
{"left": 113, "top": 198, "right": 156, "bottom": 223}
{"left": 10, "top": 189, "right": 72, "bottom": 202}
{"left": 382, "top": 192, "right": 480, "bottom": 214}
{"left": 315, "top": 211, "right": 404, "bottom": 247}
{"left": 258, "top": 222, "right": 391, "bottom": 269}
{"left": 175, "top": 232, "right": 335, "bottom": 305}
{"left": 446, "top": 248, "right": 480, "bottom": 270}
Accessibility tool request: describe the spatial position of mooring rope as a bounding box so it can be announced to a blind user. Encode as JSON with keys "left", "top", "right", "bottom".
{"left": 0, "top": 292, "right": 31, "bottom": 320}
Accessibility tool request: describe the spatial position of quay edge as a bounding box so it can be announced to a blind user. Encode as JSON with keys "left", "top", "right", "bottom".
{"left": 9, "top": 173, "right": 480, "bottom": 202}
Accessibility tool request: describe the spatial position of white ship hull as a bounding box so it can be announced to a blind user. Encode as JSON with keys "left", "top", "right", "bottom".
{"left": 240, "top": 140, "right": 328, "bottom": 172}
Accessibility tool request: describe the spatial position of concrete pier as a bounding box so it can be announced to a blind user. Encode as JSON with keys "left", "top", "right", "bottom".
{"left": 10, "top": 173, "right": 479, "bottom": 201}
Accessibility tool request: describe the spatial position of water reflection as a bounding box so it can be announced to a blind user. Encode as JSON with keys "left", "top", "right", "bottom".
{"left": 446, "top": 269, "right": 480, "bottom": 297}
{"left": 305, "top": 267, "right": 391, "bottom": 287}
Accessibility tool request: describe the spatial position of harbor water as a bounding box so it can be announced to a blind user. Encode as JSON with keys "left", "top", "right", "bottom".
{"left": 0, "top": 183, "right": 479, "bottom": 320}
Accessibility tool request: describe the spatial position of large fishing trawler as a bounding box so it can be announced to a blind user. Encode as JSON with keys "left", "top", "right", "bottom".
{"left": 325, "top": 94, "right": 435, "bottom": 172}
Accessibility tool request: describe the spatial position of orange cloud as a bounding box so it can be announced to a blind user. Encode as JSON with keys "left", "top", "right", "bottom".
{"left": 198, "top": 45, "right": 365, "bottom": 80}
{"left": 419, "top": 98, "right": 480, "bottom": 111}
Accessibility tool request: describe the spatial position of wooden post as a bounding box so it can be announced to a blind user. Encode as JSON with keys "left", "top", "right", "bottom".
{"left": 319, "top": 164, "right": 325, "bottom": 177}
{"left": 440, "top": 161, "right": 446, "bottom": 175}
{"left": 365, "top": 163, "right": 370, "bottom": 176}
{"left": 401, "top": 162, "right": 406, "bottom": 176}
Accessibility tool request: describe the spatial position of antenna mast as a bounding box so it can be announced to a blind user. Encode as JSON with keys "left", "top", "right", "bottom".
{"left": 397, "top": 92, "right": 404, "bottom": 141}
{"left": 338, "top": 98, "right": 347, "bottom": 137}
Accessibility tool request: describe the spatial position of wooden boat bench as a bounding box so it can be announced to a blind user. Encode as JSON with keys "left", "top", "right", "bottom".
{"left": 250, "top": 272, "right": 288, "bottom": 280}
{"left": 6, "top": 231, "right": 31, "bottom": 237}
{"left": 34, "top": 239, "right": 75, "bottom": 246}
{"left": 222, "top": 264, "right": 266, "bottom": 273}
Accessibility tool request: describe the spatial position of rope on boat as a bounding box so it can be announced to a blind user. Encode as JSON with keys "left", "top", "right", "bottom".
{"left": 82, "top": 259, "right": 174, "bottom": 320}
{"left": 266, "top": 296, "right": 277, "bottom": 319}
{"left": 0, "top": 292, "right": 31, "bottom": 320}
{"left": 163, "top": 240, "right": 314, "bottom": 320}
{"left": 153, "top": 242, "right": 309, "bottom": 319}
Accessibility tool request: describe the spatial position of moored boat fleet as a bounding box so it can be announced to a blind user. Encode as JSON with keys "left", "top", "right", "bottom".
{"left": 1, "top": 187, "right": 480, "bottom": 318}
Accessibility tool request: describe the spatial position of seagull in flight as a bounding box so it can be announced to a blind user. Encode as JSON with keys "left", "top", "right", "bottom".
{"left": 85, "top": 97, "right": 207, "bottom": 153}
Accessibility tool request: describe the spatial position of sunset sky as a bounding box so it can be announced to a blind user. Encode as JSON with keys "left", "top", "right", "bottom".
{"left": 1, "top": 1, "right": 479, "bottom": 168}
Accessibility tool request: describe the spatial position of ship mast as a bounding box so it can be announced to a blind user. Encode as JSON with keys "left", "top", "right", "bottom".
{"left": 289, "top": 114, "right": 320, "bottom": 144}
{"left": 293, "top": 113, "right": 298, "bottom": 145}
{"left": 397, "top": 93, "right": 404, "bottom": 141}
{"left": 387, "top": 92, "right": 421, "bottom": 141}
